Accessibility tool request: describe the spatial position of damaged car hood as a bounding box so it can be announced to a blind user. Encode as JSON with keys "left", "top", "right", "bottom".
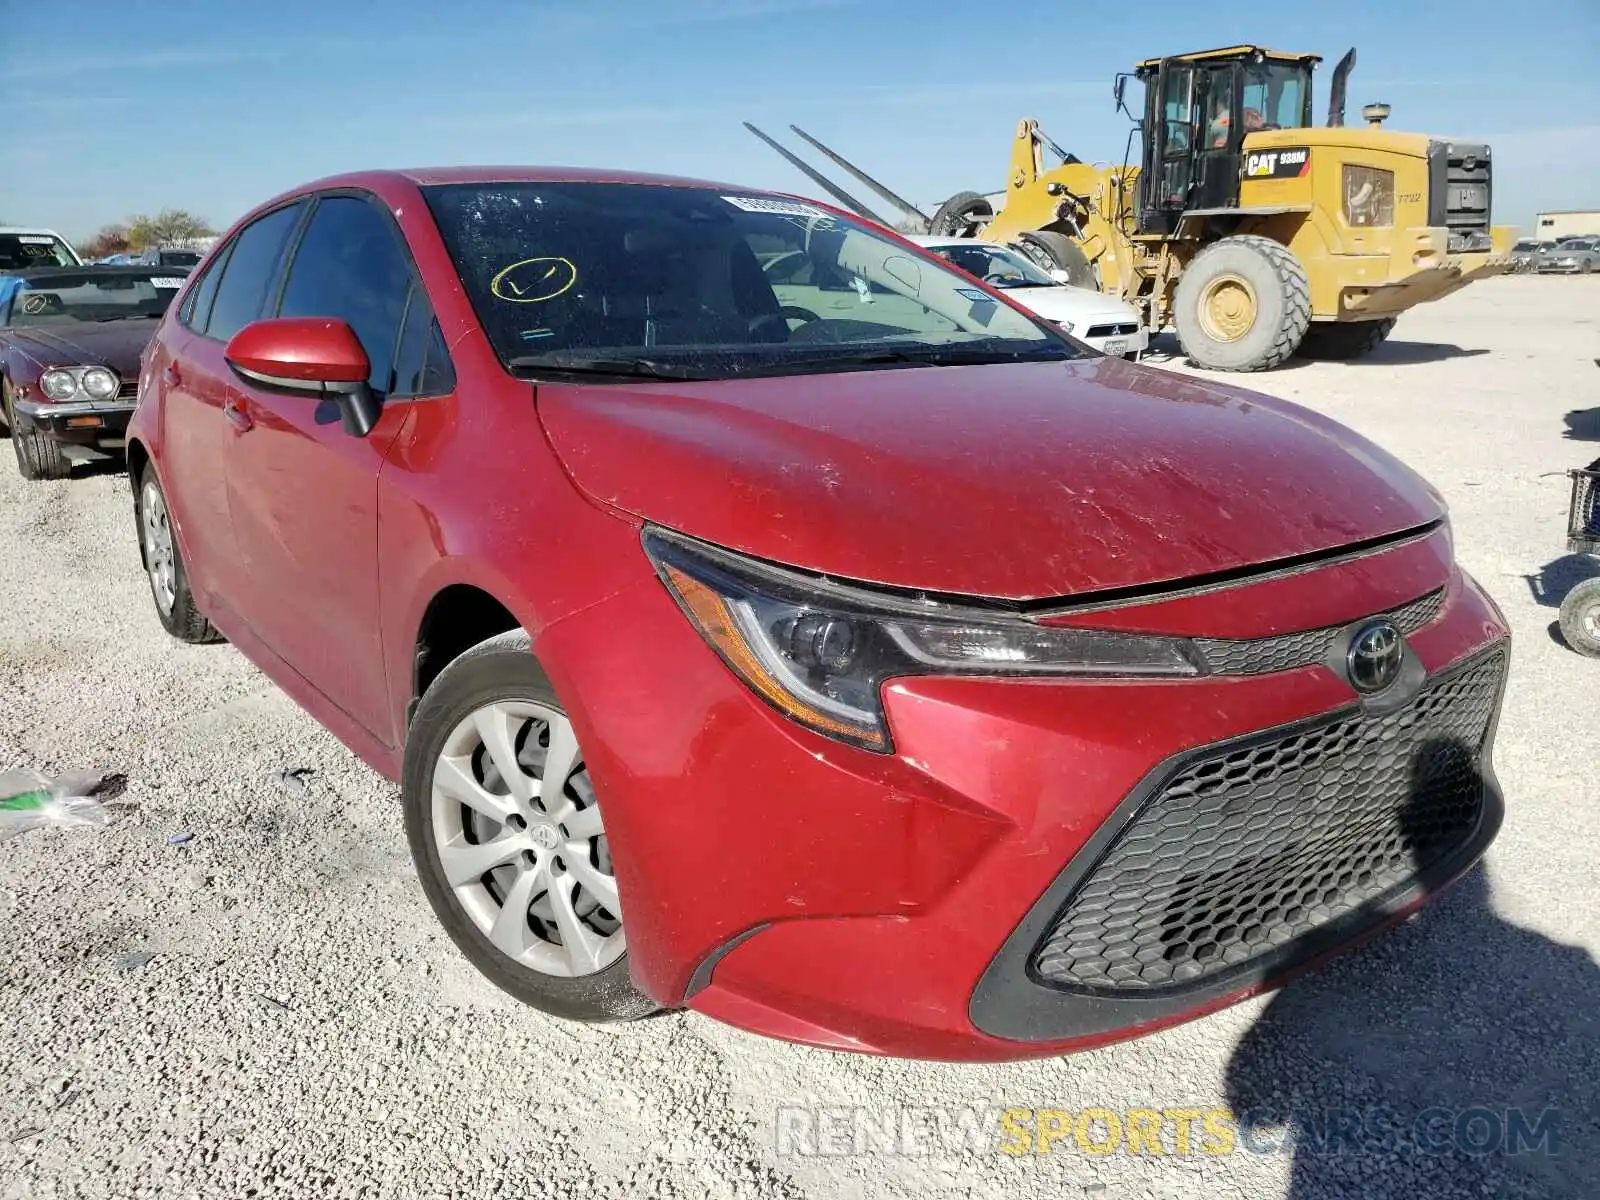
{"left": 537, "top": 357, "right": 1445, "bottom": 601}
{"left": 1, "top": 321, "right": 153, "bottom": 377}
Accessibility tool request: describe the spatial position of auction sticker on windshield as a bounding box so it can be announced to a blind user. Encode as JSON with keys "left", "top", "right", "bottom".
{"left": 722, "top": 196, "right": 830, "bottom": 219}
{"left": 150, "top": 278, "right": 186, "bottom": 289}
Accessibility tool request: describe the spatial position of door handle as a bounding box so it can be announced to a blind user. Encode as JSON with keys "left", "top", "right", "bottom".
{"left": 223, "top": 394, "right": 254, "bottom": 432}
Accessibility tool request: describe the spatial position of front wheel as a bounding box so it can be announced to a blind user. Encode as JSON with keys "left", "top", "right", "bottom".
{"left": 1559, "top": 578, "right": 1600, "bottom": 657}
{"left": 4, "top": 383, "right": 69, "bottom": 481}
{"left": 403, "top": 630, "right": 658, "bottom": 1023}
{"left": 1173, "top": 235, "right": 1311, "bottom": 372}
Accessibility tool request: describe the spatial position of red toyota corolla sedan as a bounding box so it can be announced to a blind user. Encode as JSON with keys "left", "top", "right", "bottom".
{"left": 126, "top": 168, "right": 1509, "bottom": 1061}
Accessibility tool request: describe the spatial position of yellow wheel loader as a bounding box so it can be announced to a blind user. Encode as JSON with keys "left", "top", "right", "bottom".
{"left": 748, "top": 46, "right": 1515, "bottom": 372}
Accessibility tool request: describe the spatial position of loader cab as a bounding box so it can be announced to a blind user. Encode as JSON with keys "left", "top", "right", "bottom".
{"left": 1135, "top": 47, "right": 1318, "bottom": 235}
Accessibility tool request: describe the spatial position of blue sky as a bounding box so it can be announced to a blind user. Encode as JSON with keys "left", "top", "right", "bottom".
{"left": 3, "top": 0, "right": 1596, "bottom": 242}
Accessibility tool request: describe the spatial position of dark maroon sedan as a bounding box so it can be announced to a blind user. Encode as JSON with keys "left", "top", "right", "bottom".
{"left": 0, "top": 266, "right": 186, "bottom": 479}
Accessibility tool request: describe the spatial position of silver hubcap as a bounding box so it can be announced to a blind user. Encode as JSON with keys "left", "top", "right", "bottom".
{"left": 430, "top": 701, "right": 624, "bottom": 978}
{"left": 141, "top": 480, "right": 176, "bottom": 614}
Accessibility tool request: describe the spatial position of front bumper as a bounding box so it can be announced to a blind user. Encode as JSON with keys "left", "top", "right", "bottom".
{"left": 12, "top": 397, "right": 134, "bottom": 448}
{"left": 1077, "top": 321, "right": 1148, "bottom": 358}
{"left": 539, "top": 530, "right": 1509, "bottom": 1061}
{"left": 1536, "top": 262, "right": 1586, "bottom": 274}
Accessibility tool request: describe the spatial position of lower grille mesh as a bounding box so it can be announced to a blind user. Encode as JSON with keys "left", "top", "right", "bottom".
{"left": 1032, "top": 649, "right": 1505, "bottom": 995}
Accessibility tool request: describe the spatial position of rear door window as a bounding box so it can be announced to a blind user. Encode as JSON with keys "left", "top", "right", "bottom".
{"left": 180, "top": 245, "right": 232, "bottom": 332}
{"left": 204, "top": 202, "right": 306, "bottom": 342}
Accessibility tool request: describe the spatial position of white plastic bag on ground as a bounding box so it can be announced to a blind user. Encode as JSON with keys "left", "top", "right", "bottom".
{"left": 0, "top": 769, "right": 114, "bottom": 840}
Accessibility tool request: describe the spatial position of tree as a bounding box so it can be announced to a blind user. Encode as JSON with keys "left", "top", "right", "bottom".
{"left": 126, "top": 209, "right": 215, "bottom": 251}
{"left": 81, "top": 224, "right": 132, "bottom": 259}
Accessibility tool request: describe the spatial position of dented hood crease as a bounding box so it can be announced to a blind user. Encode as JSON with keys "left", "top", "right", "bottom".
{"left": 536, "top": 358, "right": 1444, "bottom": 601}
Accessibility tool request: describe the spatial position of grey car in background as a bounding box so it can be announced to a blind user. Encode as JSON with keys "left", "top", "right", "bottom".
{"left": 1537, "top": 238, "right": 1599, "bottom": 274}
{"left": 1511, "top": 239, "right": 1547, "bottom": 272}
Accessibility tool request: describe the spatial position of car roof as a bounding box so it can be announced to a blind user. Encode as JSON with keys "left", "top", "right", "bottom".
{"left": 0, "top": 226, "right": 70, "bottom": 237}
{"left": 293, "top": 166, "right": 756, "bottom": 194}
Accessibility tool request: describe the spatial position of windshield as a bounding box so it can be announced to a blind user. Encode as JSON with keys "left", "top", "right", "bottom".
{"left": 4, "top": 272, "right": 184, "bottom": 326}
{"left": 1514, "top": 240, "right": 1538, "bottom": 251}
{"left": 422, "top": 182, "right": 1076, "bottom": 381}
{"left": 925, "top": 243, "right": 1057, "bottom": 290}
{"left": 0, "top": 234, "right": 79, "bottom": 270}
{"left": 156, "top": 249, "right": 201, "bottom": 267}
{"left": 1240, "top": 62, "right": 1310, "bottom": 131}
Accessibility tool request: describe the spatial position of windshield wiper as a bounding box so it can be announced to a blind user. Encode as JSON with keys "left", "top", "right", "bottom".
{"left": 789, "top": 343, "right": 1075, "bottom": 370}
{"left": 94, "top": 313, "right": 161, "bottom": 322}
{"left": 506, "top": 352, "right": 710, "bottom": 381}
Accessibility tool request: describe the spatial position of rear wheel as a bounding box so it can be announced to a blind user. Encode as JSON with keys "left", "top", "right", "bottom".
{"left": 1173, "top": 235, "right": 1311, "bottom": 372}
{"left": 138, "top": 466, "right": 221, "bottom": 643}
{"left": 4, "top": 383, "right": 69, "bottom": 481}
{"left": 1559, "top": 578, "right": 1600, "bottom": 657}
{"left": 1013, "top": 230, "right": 1097, "bottom": 290}
{"left": 1298, "top": 318, "right": 1397, "bottom": 361}
{"left": 928, "top": 191, "right": 993, "bottom": 238}
{"left": 403, "top": 630, "right": 658, "bottom": 1023}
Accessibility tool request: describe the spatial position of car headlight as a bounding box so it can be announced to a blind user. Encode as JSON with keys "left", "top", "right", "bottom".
{"left": 644, "top": 529, "right": 1201, "bottom": 752}
{"left": 39, "top": 369, "right": 78, "bottom": 401}
{"left": 80, "top": 367, "right": 119, "bottom": 400}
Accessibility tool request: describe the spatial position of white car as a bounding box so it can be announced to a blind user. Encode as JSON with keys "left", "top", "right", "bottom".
{"left": 908, "top": 235, "right": 1148, "bottom": 358}
{"left": 0, "top": 227, "right": 83, "bottom": 272}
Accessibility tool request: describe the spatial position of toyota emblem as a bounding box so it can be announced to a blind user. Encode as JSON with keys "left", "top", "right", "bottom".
{"left": 1347, "top": 620, "right": 1405, "bottom": 693}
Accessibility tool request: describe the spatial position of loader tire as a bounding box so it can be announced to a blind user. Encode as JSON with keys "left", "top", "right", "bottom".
{"left": 1298, "top": 318, "right": 1396, "bottom": 361}
{"left": 1013, "top": 230, "right": 1097, "bottom": 290}
{"left": 1174, "top": 235, "right": 1311, "bottom": 372}
{"left": 928, "top": 191, "right": 993, "bottom": 238}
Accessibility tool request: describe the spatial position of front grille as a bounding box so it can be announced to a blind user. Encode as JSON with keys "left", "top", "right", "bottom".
{"left": 1085, "top": 322, "right": 1140, "bottom": 339}
{"left": 1032, "top": 648, "right": 1505, "bottom": 995}
{"left": 1428, "top": 140, "right": 1492, "bottom": 252}
{"left": 115, "top": 379, "right": 138, "bottom": 402}
{"left": 1195, "top": 588, "right": 1444, "bottom": 676}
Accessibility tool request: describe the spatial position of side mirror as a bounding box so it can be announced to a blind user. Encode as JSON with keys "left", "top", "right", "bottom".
{"left": 224, "top": 317, "right": 382, "bottom": 438}
{"left": 1113, "top": 75, "right": 1126, "bottom": 112}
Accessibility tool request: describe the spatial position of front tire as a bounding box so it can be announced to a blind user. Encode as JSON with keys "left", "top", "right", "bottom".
{"left": 403, "top": 630, "right": 658, "bottom": 1023}
{"left": 1298, "top": 318, "right": 1397, "bottom": 361}
{"left": 4, "top": 383, "right": 69, "bottom": 480}
{"left": 1559, "top": 578, "right": 1600, "bottom": 657}
{"left": 1174, "top": 235, "right": 1311, "bottom": 372}
{"left": 137, "top": 466, "right": 221, "bottom": 643}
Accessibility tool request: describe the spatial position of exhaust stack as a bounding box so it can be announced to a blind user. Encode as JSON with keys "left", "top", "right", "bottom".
{"left": 1326, "top": 47, "right": 1357, "bottom": 127}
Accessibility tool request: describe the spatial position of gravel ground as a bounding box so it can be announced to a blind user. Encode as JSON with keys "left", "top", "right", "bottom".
{"left": 1, "top": 275, "right": 1596, "bottom": 1200}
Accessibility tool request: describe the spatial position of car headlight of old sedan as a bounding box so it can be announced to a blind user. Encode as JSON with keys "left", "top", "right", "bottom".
{"left": 80, "top": 366, "right": 120, "bottom": 400}
{"left": 644, "top": 528, "right": 1202, "bottom": 752}
{"left": 36, "top": 365, "right": 122, "bottom": 402}
{"left": 39, "top": 368, "right": 80, "bottom": 401}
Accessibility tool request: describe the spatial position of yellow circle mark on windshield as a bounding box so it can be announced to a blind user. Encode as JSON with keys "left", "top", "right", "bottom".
{"left": 490, "top": 257, "right": 577, "bottom": 304}
{"left": 21, "top": 294, "right": 49, "bottom": 314}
